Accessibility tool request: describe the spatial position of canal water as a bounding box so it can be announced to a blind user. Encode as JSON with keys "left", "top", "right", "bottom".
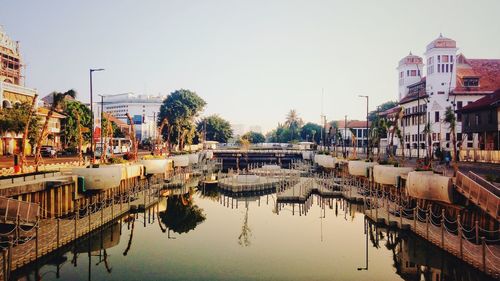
{"left": 14, "top": 185, "right": 492, "bottom": 281}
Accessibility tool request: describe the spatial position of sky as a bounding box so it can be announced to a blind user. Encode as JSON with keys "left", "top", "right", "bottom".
{"left": 1, "top": 0, "right": 500, "bottom": 133}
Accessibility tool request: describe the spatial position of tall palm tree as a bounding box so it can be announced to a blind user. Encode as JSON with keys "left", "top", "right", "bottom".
{"left": 20, "top": 94, "right": 38, "bottom": 172}
{"left": 35, "top": 90, "right": 76, "bottom": 171}
{"left": 444, "top": 106, "right": 458, "bottom": 176}
{"left": 285, "top": 109, "right": 303, "bottom": 140}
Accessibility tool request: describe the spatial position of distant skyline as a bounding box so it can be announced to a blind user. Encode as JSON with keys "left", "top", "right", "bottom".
{"left": 1, "top": 0, "right": 499, "bottom": 133}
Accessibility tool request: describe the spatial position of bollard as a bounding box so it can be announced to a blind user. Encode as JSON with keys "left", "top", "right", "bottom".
{"left": 57, "top": 218, "right": 60, "bottom": 248}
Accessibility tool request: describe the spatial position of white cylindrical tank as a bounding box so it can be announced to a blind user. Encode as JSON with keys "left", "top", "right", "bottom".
{"left": 406, "top": 171, "right": 454, "bottom": 204}
{"left": 373, "top": 165, "right": 414, "bottom": 185}
{"left": 348, "top": 161, "right": 377, "bottom": 177}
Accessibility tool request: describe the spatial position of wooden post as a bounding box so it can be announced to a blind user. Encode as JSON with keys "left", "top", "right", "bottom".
{"left": 475, "top": 220, "right": 479, "bottom": 244}
{"left": 426, "top": 208, "right": 429, "bottom": 240}
{"left": 440, "top": 213, "right": 444, "bottom": 248}
{"left": 399, "top": 206, "right": 403, "bottom": 228}
{"left": 413, "top": 207, "right": 416, "bottom": 230}
{"left": 101, "top": 201, "right": 104, "bottom": 226}
{"left": 35, "top": 218, "right": 39, "bottom": 259}
{"left": 8, "top": 236, "right": 12, "bottom": 278}
{"left": 57, "top": 218, "right": 60, "bottom": 248}
{"left": 88, "top": 205, "right": 91, "bottom": 233}
{"left": 482, "top": 236, "right": 486, "bottom": 272}
{"left": 458, "top": 214, "right": 463, "bottom": 258}
{"left": 75, "top": 202, "right": 78, "bottom": 240}
{"left": 16, "top": 215, "right": 20, "bottom": 243}
{"left": 2, "top": 249, "right": 7, "bottom": 281}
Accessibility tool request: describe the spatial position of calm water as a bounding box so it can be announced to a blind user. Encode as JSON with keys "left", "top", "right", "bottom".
{"left": 14, "top": 185, "right": 492, "bottom": 281}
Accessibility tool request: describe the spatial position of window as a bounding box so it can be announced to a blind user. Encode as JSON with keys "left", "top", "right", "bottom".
{"left": 464, "top": 78, "right": 479, "bottom": 87}
{"left": 411, "top": 70, "right": 417, "bottom": 76}
{"left": 442, "top": 55, "right": 449, "bottom": 63}
{"left": 446, "top": 64, "right": 449, "bottom": 72}
{"left": 418, "top": 70, "right": 421, "bottom": 76}
{"left": 465, "top": 114, "right": 470, "bottom": 126}
{"left": 450, "top": 64, "right": 453, "bottom": 73}
{"left": 438, "top": 55, "right": 441, "bottom": 63}
{"left": 407, "top": 70, "right": 409, "bottom": 76}
{"left": 457, "top": 133, "right": 462, "bottom": 141}
{"left": 488, "top": 110, "right": 494, "bottom": 124}
{"left": 435, "top": 111, "right": 440, "bottom": 122}
{"left": 446, "top": 133, "right": 450, "bottom": 141}
{"left": 438, "top": 91, "right": 445, "bottom": 95}
{"left": 475, "top": 113, "right": 481, "bottom": 125}
{"left": 437, "top": 64, "right": 441, "bottom": 73}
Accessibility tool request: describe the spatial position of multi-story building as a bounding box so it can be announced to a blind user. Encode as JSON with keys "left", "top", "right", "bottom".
{"left": 393, "top": 34, "right": 500, "bottom": 157}
{"left": 335, "top": 120, "right": 371, "bottom": 149}
{"left": 0, "top": 26, "right": 39, "bottom": 155}
{"left": 101, "top": 93, "right": 167, "bottom": 141}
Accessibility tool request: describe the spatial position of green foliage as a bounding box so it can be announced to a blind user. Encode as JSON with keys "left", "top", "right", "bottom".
{"left": 158, "top": 89, "right": 206, "bottom": 150}
{"left": 61, "top": 100, "right": 92, "bottom": 148}
{"left": 300, "top": 122, "right": 322, "bottom": 143}
{"left": 242, "top": 131, "right": 265, "bottom": 144}
{"left": 368, "top": 101, "right": 398, "bottom": 121}
{"left": 101, "top": 116, "right": 125, "bottom": 138}
{"left": 444, "top": 106, "right": 456, "bottom": 129}
{"left": 0, "top": 102, "right": 40, "bottom": 147}
{"left": 197, "top": 115, "right": 233, "bottom": 143}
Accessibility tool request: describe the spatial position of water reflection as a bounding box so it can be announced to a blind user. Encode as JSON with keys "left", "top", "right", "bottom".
{"left": 12, "top": 187, "right": 495, "bottom": 281}
{"left": 159, "top": 189, "right": 206, "bottom": 234}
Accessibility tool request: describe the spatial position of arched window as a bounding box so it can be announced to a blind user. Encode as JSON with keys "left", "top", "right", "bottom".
{"left": 2, "top": 100, "right": 12, "bottom": 109}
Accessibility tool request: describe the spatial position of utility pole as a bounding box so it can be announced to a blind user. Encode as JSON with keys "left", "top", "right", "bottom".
{"left": 89, "top": 68, "right": 104, "bottom": 164}
{"left": 344, "top": 115, "right": 348, "bottom": 157}
{"left": 359, "top": 95, "right": 369, "bottom": 159}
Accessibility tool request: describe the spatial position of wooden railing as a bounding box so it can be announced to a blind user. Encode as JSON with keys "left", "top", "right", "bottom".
{"left": 455, "top": 171, "right": 500, "bottom": 220}
{"left": 0, "top": 196, "right": 40, "bottom": 225}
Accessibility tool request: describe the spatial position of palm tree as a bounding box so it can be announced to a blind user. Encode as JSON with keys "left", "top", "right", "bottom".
{"left": 444, "top": 106, "right": 458, "bottom": 176}
{"left": 35, "top": 90, "right": 76, "bottom": 171}
{"left": 20, "top": 95, "right": 38, "bottom": 172}
{"left": 285, "top": 109, "right": 303, "bottom": 140}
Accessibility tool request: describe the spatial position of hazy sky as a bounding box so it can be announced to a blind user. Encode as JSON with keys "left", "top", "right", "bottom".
{"left": 1, "top": 0, "right": 499, "bottom": 132}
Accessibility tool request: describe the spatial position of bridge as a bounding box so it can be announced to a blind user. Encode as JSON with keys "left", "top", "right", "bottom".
{"left": 454, "top": 171, "right": 500, "bottom": 221}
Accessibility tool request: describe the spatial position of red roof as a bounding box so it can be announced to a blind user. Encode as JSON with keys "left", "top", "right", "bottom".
{"left": 399, "top": 78, "right": 427, "bottom": 104}
{"left": 335, "top": 120, "right": 371, "bottom": 128}
{"left": 457, "top": 89, "right": 500, "bottom": 112}
{"left": 452, "top": 54, "right": 500, "bottom": 95}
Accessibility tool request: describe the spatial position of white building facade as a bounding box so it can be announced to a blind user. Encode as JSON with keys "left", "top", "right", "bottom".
{"left": 394, "top": 35, "right": 500, "bottom": 157}
{"left": 100, "top": 93, "right": 167, "bottom": 141}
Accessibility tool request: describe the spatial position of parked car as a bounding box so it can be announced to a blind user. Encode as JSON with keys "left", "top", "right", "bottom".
{"left": 40, "top": 146, "right": 57, "bottom": 158}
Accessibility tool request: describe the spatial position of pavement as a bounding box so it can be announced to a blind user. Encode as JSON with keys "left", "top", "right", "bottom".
{"left": 0, "top": 150, "right": 152, "bottom": 169}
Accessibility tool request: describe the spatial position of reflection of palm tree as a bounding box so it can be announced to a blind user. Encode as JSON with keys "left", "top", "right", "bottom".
{"left": 238, "top": 205, "right": 252, "bottom": 247}
{"left": 197, "top": 184, "right": 220, "bottom": 201}
{"left": 159, "top": 194, "right": 206, "bottom": 234}
{"left": 123, "top": 217, "right": 135, "bottom": 256}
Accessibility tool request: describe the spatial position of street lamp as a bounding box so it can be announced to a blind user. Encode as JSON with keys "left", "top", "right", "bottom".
{"left": 90, "top": 68, "right": 105, "bottom": 163}
{"left": 359, "top": 95, "right": 369, "bottom": 160}
{"left": 344, "top": 115, "right": 347, "bottom": 157}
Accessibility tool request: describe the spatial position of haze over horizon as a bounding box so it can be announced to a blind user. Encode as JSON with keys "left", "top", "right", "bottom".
{"left": 1, "top": 0, "right": 499, "bottom": 133}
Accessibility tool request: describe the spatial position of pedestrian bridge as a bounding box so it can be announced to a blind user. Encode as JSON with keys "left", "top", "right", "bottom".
{"left": 454, "top": 171, "right": 500, "bottom": 221}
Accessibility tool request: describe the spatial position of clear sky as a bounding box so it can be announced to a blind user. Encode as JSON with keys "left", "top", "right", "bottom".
{"left": 1, "top": 0, "right": 499, "bottom": 132}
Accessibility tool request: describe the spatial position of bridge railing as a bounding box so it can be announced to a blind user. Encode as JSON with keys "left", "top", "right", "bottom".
{"left": 456, "top": 171, "right": 500, "bottom": 220}
{"left": 0, "top": 196, "right": 40, "bottom": 225}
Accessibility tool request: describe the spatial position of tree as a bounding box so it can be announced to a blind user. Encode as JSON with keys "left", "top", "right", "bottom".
{"left": 242, "top": 131, "right": 265, "bottom": 144}
{"left": 0, "top": 102, "right": 40, "bottom": 156}
{"left": 300, "top": 122, "right": 322, "bottom": 143}
{"left": 61, "top": 100, "right": 92, "bottom": 149}
{"left": 284, "top": 109, "right": 303, "bottom": 140}
{"left": 444, "top": 106, "right": 458, "bottom": 175}
{"left": 35, "top": 89, "right": 76, "bottom": 170}
{"left": 368, "top": 101, "right": 398, "bottom": 121}
{"left": 196, "top": 115, "right": 233, "bottom": 143}
{"left": 158, "top": 89, "right": 206, "bottom": 151}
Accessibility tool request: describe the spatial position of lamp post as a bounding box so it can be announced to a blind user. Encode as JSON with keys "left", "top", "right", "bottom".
{"left": 90, "top": 68, "right": 104, "bottom": 164}
{"left": 99, "top": 94, "right": 105, "bottom": 158}
{"left": 359, "top": 95, "right": 369, "bottom": 160}
{"left": 344, "top": 115, "right": 347, "bottom": 157}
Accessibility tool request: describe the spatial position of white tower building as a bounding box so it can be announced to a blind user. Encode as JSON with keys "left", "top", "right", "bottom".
{"left": 397, "top": 53, "right": 424, "bottom": 100}
{"left": 424, "top": 34, "right": 458, "bottom": 142}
